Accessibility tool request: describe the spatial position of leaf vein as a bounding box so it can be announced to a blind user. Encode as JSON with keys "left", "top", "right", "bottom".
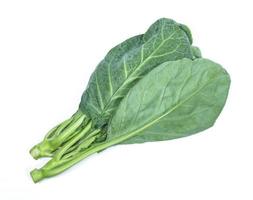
{"left": 95, "top": 73, "right": 104, "bottom": 109}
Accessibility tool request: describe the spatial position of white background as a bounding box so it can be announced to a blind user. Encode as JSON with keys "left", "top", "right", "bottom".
{"left": 0, "top": 0, "right": 252, "bottom": 199}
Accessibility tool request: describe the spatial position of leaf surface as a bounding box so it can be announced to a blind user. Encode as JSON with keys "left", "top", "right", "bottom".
{"left": 79, "top": 18, "right": 193, "bottom": 127}
{"left": 107, "top": 58, "right": 230, "bottom": 144}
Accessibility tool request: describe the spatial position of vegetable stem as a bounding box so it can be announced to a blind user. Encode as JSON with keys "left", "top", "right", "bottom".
{"left": 30, "top": 110, "right": 88, "bottom": 159}
{"left": 30, "top": 132, "right": 131, "bottom": 182}
{"left": 54, "top": 122, "right": 92, "bottom": 160}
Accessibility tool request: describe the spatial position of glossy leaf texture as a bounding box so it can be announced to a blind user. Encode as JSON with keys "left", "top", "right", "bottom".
{"left": 79, "top": 18, "right": 194, "bottom": 127}
{"left": 107, "top": 58, "right": 230, "bottom": 144}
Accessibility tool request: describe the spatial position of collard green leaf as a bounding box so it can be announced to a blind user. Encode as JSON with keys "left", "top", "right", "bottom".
{"left": 79, "top": 18, "right": 194, "bottom": 127}
{"left": 107, "top": 58, "right": 230, "bottom": 144}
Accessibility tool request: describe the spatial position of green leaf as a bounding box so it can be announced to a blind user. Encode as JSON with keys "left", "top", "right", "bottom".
{"left": 107, "top": 58, "right": 230, "bottom": 144}
{"left": 79, "top": 18, "right": 194, "bottom": 128}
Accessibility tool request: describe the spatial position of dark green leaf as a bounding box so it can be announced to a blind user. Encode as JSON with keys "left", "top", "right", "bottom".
{"left": 79, "top": 18, "right": 194, "bottom": 127}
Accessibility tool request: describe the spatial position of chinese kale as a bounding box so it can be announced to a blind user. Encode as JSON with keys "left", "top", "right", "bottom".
{"left": 30, "top": 18, "right": 230, "bottom": 183}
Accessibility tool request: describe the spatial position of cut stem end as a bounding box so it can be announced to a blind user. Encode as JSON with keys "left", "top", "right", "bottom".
{"left": 30, "top": 146, "right": 41, "bottom": 160}
{"left": 30, "top": 169, "right": 44, "bottom": 183}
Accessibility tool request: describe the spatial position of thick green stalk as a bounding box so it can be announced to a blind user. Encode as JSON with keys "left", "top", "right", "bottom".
{"left": 30, "top": 110, "right": 89, "bottom": 159}
{"left": 30, "top": 130, "right": 134, "bottom": 183}
{"left": 60, "top": 129, "right": 101, "bottom": 160}
{"left": 54, "top": 122, "right": 93, "bottom": 160}
{"left": 30, "top": 139, "right": 105, "bottom": 183}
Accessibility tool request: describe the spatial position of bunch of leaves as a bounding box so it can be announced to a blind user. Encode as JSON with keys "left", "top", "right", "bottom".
{"left": 30, "top": 18, "right": 230, "bottom": 183}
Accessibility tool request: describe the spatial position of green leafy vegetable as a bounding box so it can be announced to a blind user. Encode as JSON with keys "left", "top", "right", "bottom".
{"left": 29, "top": 18, "right": 230, "bottom": 183}
{"left": 30, "top": 18, "right": 194, "bottom": 159}
{"left": 30, "top": 58, "right": 230, "bottom": 182}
